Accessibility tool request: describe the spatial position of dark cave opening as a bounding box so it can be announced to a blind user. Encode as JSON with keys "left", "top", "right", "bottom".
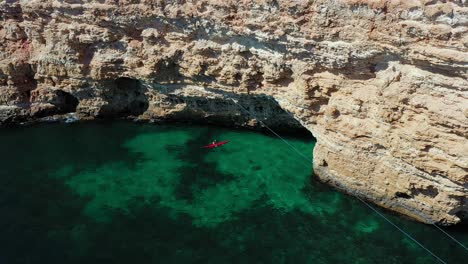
{"left": 54, "top": 90, "right": 79, "bottom": 113}
{"left": 100, "top": 77, "right": 149, "bottom": 117}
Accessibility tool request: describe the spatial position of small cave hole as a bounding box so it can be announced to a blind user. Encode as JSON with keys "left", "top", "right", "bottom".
{"left": 455, "top": 211, "right": 468, "bottom": 224}
{"left": 395, "top": 192, "right": 412, "bottom": 199}
{"left": 113, "top": 77, "right": 149, "bottom": 116}
{"left": 411, "top": 185, "right": 439, "bottom": 198}
{"left": 55, "top": 90, "right": 79, "bottom": 113}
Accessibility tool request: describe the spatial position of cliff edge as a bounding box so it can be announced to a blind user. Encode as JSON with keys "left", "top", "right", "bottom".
{"left": 0, "top": 0, "right": 467, "bottom": 225}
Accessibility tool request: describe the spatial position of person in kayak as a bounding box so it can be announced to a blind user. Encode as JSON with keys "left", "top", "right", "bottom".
{"left": 202, "top": 140, "right": 228, "bottom": 149}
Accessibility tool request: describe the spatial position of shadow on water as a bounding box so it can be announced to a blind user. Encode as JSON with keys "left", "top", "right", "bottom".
{"left": 73, "top": 197, "right": 329, "bottom": 263}
{"left": 0, "top": 121, "right": 147, "bottom": 175}
{"left": 0, "top": 121, "right": 149, "bottom": 263}
{"left": 0, "top": 168, "right": 93, "bottom": 264}
{"left": 167, "top": 126, "right": 236, "bottom": 202}
{"left": 74, "top": 197, "right": 226, "bottom": 263}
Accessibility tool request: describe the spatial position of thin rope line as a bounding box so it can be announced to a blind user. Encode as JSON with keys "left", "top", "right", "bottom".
{"left": 266, "top": 95, "right": 468, "bottom": 254}
{"left": 230, "top": 98, "right": 311, "bottom": 162}
{"left": 357, "top": 197, "right": 446, "bottom": 264}
{"left": 431, "top": 223, "right": 468, "bottom": 251}
{"left": 228, "top": 95, "right": 447, "bottom": 264}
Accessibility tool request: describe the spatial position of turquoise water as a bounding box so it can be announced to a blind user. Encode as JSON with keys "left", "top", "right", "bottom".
{"left": 0, "top": 122, "right": 466, "bottom": 263}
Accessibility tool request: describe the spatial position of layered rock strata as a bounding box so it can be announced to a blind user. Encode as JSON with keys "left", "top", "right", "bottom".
{"left": 0, "top": 0, "right": 467, "bottom": 225}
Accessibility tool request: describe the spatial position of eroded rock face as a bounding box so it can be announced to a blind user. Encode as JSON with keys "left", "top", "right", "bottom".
{"left": 0, "top": 0, "right": 467, "bottom": 225}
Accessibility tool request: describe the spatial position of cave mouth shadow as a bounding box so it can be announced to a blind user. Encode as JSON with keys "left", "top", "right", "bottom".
{"left": 100, "top": 77, "right": 149, "bottom": 117}
{"left": 114, "top": 77, "right": 149, "bottom": 116}
{"left": 149, "top": 84, "right": 316, "bottom": 141}
{"left": 55, "top": 90, "right": 79, "bottom": 113}
{"left": 197, "top": 87, "right": 316, "bottom": 140}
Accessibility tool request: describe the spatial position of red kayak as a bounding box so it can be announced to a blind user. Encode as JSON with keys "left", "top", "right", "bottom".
{"left": 203, "top": 140, "right": 229, "bottom": 149}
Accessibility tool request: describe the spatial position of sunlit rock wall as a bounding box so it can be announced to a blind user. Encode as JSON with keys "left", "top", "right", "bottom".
{"left": 0, "top": 0, "right": 467, "bottom": 225}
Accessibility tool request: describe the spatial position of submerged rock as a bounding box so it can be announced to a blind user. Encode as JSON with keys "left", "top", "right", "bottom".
{"left": 0, "top": 0, "right": 466, "bottom": 224}
{"left": 64, "top": 113, "right": 79, "bottom": 123}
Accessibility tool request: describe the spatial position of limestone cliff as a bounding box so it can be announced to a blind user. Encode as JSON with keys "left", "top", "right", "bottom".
{"left": 0, "top": 0, "right": 467, "bottom": 225}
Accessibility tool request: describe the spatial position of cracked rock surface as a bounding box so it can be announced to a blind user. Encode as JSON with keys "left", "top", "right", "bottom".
{"left": 0, "top": 0, "right": 467, "bottom": 225}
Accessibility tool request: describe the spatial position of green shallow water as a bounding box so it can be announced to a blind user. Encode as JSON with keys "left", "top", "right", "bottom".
{"left": 0, "top": 122, "right": 466, "bottom": 263}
